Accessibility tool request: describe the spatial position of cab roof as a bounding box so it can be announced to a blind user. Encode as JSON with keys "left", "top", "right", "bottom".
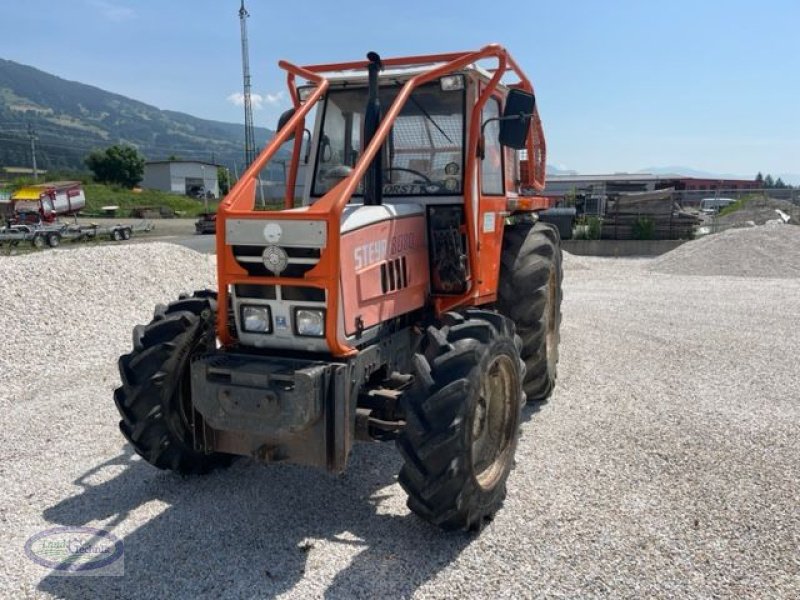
{"left": 297, "top": 48, "right": 524, "bottom": 90}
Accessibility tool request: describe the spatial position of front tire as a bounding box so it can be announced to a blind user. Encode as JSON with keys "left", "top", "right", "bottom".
{"left": 113, "top": 290, "right": 233, "bottom": 474}
{"left": 497, "top": 221, "right": 563, "bottom": 402}
{"left": 397, "top": 309, "right": 524, "bottom": 531}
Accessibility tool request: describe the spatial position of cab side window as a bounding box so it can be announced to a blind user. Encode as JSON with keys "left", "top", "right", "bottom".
{"left": 481, "top": 97, "right": 504, "bottom": 196}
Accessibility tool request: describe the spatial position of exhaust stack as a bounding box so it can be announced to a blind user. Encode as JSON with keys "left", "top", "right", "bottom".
{"left": 363, "top": 51, "right": 383, "bottom": 206}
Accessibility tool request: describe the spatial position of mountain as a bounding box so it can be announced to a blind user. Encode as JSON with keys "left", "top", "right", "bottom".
{"left": 638, "top": 166, "right": 753, "bottom": 180}
{"left": 639, "top": 166, "right": 800, "bottom": 187}
{"left": 546, "top": 165, "right": 579, "bottom": 176}
{"left": 0, "top": 58, "right": 273, "bottom": 172}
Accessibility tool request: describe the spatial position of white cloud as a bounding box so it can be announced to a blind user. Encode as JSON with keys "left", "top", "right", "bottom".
{"left": 226, "top": 91, "right": 286, "bottom": 111}
{"left": 88, "top": 0, "right": 135, "bottom": 22}
{"left": 227, "top": 92, "right": 263, "bottom": 110}
{"left": 263, "top": 91, "right": 286, "bottom": 106}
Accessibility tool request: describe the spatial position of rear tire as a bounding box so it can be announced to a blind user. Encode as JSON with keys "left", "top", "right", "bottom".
{"left": 497, "top": 221, "right": 563, "bottom": 402}
{"left": 112, "top": 229, "right": 123, "bottom": 241}
{"left": 47, "top": 232, "right": 61, "bottom": 248}
{"left": 113, "top": 290, "right": 233, "bottom": 474}
{"left": 32, "top": 235, "right": 45, "bottom": 249}
{"left": 121, "top": 227, "right": 131, "bottom": 240}
{"left": 397, "top": 309, "right": 524, "bottom": 531}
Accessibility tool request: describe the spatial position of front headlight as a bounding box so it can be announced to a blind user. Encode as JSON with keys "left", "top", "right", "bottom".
{"left": 295, "top": 308, "right": 325, "bottom": 337}
{"left": 242, "top": 305, "right": 272, "bottom": 333}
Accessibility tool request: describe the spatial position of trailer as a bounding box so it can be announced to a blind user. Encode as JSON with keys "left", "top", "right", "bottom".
{"left": 0, "top": 220, "right": 152, "bottom": 249}
{"left": 11, "top": 181, "right": 86, "bottom": 222}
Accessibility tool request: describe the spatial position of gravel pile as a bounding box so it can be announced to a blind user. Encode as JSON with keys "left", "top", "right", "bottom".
{"left": 650, "top": 223, "right": 800, "bottom": 277}
{"left": 0, "top": 243, "right": 216, "bottom": 385}
{"left": 1, "top": 243, "right": 799, "bottom": 598}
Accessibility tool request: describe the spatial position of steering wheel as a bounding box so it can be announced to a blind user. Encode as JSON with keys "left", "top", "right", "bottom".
{"left": 385, "top": 167, "right": 432, "bottom": 184}
{"left": 321, "top": 165, "right": 353, "bottom": 181}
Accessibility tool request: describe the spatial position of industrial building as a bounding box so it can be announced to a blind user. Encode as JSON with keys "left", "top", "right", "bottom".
{"left": 544, "top": 173, "right": 759, "bottom": 213}
{"left": 545, "top": 173, "right": 758, "bottom": 196}
{"left": 141, "top": 160, "right": 220, "bottom": 198}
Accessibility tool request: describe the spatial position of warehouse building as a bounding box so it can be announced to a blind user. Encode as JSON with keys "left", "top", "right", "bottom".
{"left": 544, "top": 173, "right": 759, "bottom": 213}
{"left": 142, "top": 160, "right": 220, "bottom": 198}
{"left": 545, "top": 173, "right": 758, "bottom": 195}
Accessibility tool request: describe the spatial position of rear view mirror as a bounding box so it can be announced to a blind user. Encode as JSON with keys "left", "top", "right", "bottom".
{"left": 277, "top": 108, "right": 297, "bottom": 139}
{"left": 499, "top": 89, "right": 535, "bottom": 149}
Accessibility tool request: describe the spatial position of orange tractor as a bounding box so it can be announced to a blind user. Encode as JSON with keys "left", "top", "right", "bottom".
{"left": 114, "top": 45, "right": 563, "bottom": 531}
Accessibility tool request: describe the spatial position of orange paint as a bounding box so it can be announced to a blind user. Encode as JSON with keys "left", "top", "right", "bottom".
{"left": 216, "top": 45, "right": 549, "bottom": 357}
{"left": 340, "top": 216, "right": 428, "bottom": 337}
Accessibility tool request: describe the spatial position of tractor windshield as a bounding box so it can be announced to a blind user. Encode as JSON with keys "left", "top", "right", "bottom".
{"left": 311, "top": 82, "right": 465, "bottom": 197}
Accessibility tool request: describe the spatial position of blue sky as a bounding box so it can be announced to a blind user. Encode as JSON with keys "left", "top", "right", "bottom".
{"left": 1, "top": 0, "right": 798, "bottom": 180}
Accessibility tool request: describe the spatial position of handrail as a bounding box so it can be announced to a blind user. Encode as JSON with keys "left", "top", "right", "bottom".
{"left": 300, "top": 51, "right": 475, "bottom": 74}
{"left": 284, "top": 71, "right": 304, "bottom": 208}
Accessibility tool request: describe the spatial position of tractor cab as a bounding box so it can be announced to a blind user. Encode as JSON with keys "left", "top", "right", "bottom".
{"left": 212, "top": 49, "right": 551, "bottom": 355}
{"left": 287, "top": 61, "right": 542, "bottom": 210}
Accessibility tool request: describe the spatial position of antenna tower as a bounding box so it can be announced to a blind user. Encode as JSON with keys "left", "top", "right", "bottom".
{"left": 239, "top": 0, "right": 256, "bottom": 166}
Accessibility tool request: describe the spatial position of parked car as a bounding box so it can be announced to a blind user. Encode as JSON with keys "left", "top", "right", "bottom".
{"left": 699, "top": 197, "right": 736, "bottom": 214}
{"left": 195, "top": 212, "right": 216, "bottom": 234}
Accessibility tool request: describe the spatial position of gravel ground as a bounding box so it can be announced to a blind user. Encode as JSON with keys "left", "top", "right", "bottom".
{"left": 1, "top": 242, "right": 798, "bottom": 598}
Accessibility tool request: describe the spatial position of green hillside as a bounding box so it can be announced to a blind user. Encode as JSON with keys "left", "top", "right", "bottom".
{"left": 0, "top": 58, "right": 274, "bottom": 172}
{"left": 82, "top": 184, "right": 215, "bottom": 217}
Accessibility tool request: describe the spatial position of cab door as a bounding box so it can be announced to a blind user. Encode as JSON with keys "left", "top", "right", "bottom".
{"left": 475, "top": 94, "right": 507, "bottom": 300}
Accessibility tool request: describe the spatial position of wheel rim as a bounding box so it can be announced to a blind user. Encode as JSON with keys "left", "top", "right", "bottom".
{"left": 471, "top": 353, "right": 518, "bottom": 490}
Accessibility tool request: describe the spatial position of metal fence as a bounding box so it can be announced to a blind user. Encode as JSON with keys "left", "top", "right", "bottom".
{"left": 672, "top": 187, "right": 800, "bottom": 208}
{"left": 571, "top": 188, "right": 799, "bottom": 240}
{"left": 688, "top": 190, "right": 799, "bottom": 236}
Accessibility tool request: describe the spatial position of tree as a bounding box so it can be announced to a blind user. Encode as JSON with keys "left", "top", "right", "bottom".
{"left": 775, "top": 177, "right": 786, "bottom": 189}
{"left": 764, "top": 174, "right": 775, "bottom": 188}
{"left": 85, "top": 145, "right": 145, "bottom": 188}
{"left": 217, "top": 166, "right": 230, "bottom": 196}
{"left": 755, "top": 172, "right": 764, "bottom": 186}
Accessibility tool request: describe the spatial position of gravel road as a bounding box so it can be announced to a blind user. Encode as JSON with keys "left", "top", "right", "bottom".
{"left": 0, "top": 240, "right": 798, "bottom": 598}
